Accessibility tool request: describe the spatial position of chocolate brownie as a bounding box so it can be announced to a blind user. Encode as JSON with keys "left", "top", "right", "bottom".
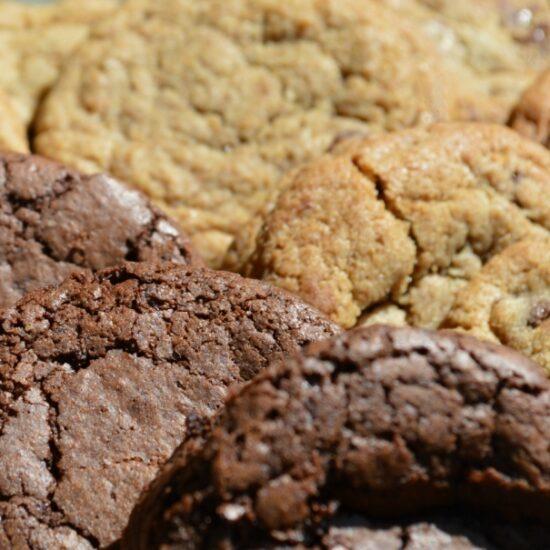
{"left": 123, "top": 325, "right": 550, "bottom": 548}
{"left": 320, "top": 513, "right": 549, "bottom": 550}
{"left": 245, "top": 123, "right": 550, "bottom": 328}
{"left": 0, "top": 151, "right": 201, "bottom": 309}
{"left": 0, "top": 262, "right": 338, "bottom": 548}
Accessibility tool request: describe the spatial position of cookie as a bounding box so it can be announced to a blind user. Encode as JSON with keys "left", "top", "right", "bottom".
{"left": 0, "top": 261, "right": 338, "bottom": 548}
{"left": 0, "top": 151, "right": 201, "bottom": 309}
{"left": 444, "top": 237, "right": 550, "bottom": 373}
{"left": 33, "top": 0, "right": 508, "bottom": 268}
{"left": 123, "top": 325, "right": 550, "bottom": 548}
{"left": 321, "top": 513, "right": 548, "bottom": 550}
{"left": 384, "top": 0, "right": 550, "bottom": 120}
{"left": 0, "top": 0, "right": 119, "bottom": 125}
{"left": 0, "top": 88, "right": 28, "bottom": 152}
{"left": 509, "top": 68, "right": 550, "bottom": 148}
{"left": 126, "top": 511, "right": 549, "bottom": 549}
{"left": 245, "top": 122, "right": 550, "bottom": 328}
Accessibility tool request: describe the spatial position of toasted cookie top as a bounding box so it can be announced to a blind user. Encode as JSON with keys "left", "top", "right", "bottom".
{"left": 444, "top": 237, "right": 550, "bottom": 372}
{"left": 123, "top": 325, "right": 550, "bottom": 548}
{"left": 34, "top": 0, "right": 505, "bottom": 267}
{"left": 246, "top": 123, "right": 550, "bottom": 328}
{"left": 510, "top": 68, "right": 550, "bottom": 148}
{"left": 0, "top": 151, "right": 200, "bottom": 309}
{"left": 0, "top": 262, "right": 338, "bottom": 547}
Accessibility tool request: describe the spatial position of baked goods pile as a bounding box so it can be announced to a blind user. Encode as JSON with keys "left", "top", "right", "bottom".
{"left": 0, "top": 0, "right": 547, "bottom": 548}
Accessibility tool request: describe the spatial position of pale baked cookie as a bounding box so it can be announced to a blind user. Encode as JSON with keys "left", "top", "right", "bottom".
{"left": 509, "top": 68, "right": 550, "bottom": 147}
{"left": 245, "top": 123, "right": 550, "bottom": 328}
{"left": 0, "top": 88, "right": 27, "bottom": 152}
{"left": 385, "top": 0, "right": 550, "bottom": 121}
{"left": 0, "top": 0, "right": 119, "bottom": 125}
{"left": 34, "top": 0, "right": 507, "bottom": 268}
{"left": 444, "top": 237, "right": 550, "bottom": 373}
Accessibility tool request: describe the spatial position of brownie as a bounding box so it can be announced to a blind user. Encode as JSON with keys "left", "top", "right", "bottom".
{"left": 0, "top": 151, "right": 201, "bottom": 309}
{"left": 123, "top": 325, "right": 550, "bottom": 548}
{"left": 319, "top": 513, "right": 549, "bottom": 550}
{"left": 0, "top": 262, "right": 338, "bottom": 548}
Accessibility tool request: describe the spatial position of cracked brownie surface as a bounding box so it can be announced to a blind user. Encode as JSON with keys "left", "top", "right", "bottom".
{"left": 34, "top": 0, "right": 505, "bottom": 268}
{"left": 0, "top": 0, "right": 118, "bottom": 126}
{"left": 444, "top": 237, "right": 550, "bottom": 373}
{"left": 245, "top": 123, "right": 550, "bottom": 328}
{"left": 123, "top": 325, "right": 550, "bottom": 549}
{"left": 0, "top": 261, "right": 338, "bottom": 548}
{"left": 0, "top": 151, "right": 200, "bottom": 309}
{"left": 510, "top": 68, "right": 550, "bottom": 148}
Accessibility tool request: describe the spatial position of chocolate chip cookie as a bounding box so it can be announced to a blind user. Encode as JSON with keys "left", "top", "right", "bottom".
{"left": 123, "top": 325, "right": 550, "bottom": 549}
{"left": 0, "top": 0, "right": 118, "bottom": 126}
{"left": 34, "top": 0, "right": 506, "bottom": 268}
{"left": 0, "top": 151, "right": 201, "bottom": 309}
{"left": 510, "top": 68, "right": 550, "bottom": 148}
{"left": 0, "top": 261, "right": 338, "bottom": 548}
{"left": 444, "top": 237, "right": 550, "bottom": 373}
{"left": 245, "top": 122, "right": 550, "bottom": 328}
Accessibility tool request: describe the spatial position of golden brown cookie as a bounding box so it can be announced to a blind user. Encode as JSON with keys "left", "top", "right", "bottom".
{"left": 509, "top": 68, "right": 550, "bottom": 147}
{"left": 245, "top": 123, "right": 550, "bottom": 328}
{"left": 0, "top": 0, "right": 119, "bottom": 125}
{"left": 444, "top": 237, "right": 550, "bottom": 373}
{"left": 384, "top": 0, "right": 550, "bottom": 121}
{"left": 0, "top": 88, "right": 27, "bottom": 152}
{"left": 34, "top": 0, "right": 509, "bottom": 268}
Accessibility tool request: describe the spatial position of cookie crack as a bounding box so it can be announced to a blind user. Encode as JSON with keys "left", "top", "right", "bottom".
{"left": 350, "top": 156, "right": 421, "bottom": 321}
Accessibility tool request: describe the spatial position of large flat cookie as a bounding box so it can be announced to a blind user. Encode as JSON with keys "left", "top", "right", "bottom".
{"left": 34, "top": 0, "right": 506, "bottom": 268}
{"left": 444, "top": 237, "right": 550, "bottom": 373}
{"left": 0, "top": 151, "right": 200, "bottom": 309}
{"left": 385, "top": 0, "right": 549, "bottom": 120}
{"left": 123, "top": 325, "right": 550, "bottom": 548}
{"left": 0, "top": 0, "right": 119, "bottom": 126}
{"left": 245, "top": 123, "right": 550, "bottom": 328}
{"left": 0, "top": 262, "right": 338, "bottom": 547}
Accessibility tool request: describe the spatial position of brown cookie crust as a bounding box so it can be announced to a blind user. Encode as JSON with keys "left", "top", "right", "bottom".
{"left": 444, "top": 237, "right": 550, "bottom": 372}
{"left": 0, "top": 151, "right": 201, "bottom": 309}
{"left": 245, "top": 123, "right": 550, "bottom": 327}
{"left": 509, "top": 68, "right": 550, "bottom": 148}
{"left": 0, "top": 262, "right": 338, "bottom": 547}
{"left": 124, "top": 325, "right": 550, "bottom": 548}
